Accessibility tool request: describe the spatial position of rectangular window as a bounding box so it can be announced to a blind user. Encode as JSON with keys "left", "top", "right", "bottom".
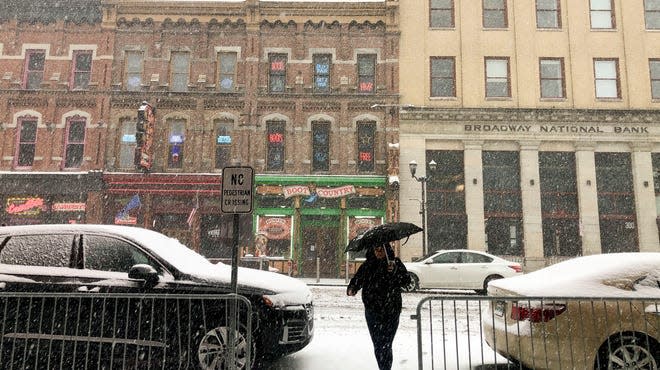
{"left": 168, "top": 120, "right": 185, "bottom": 169}
{"left": 594, "top": 59, "right": 620, "bottom": 99}
{"left": 71, "top": 50, "right": 92, "bottom": 90}
{"left": 590, "top": 0, "right": 614, "bottom": 29}
{"left": 357, "top": 122, "right": 375, "bottom": 172}
{"left": 269, "top": 54, "right": 287, "bottom": 93}
{"left": 430, "top": 0, "right": 454, "bottom": 28}
{"left": 215, "top": 121, "right": 233, "bottom": 169}
{"left": 217, "top": 52, "right": 237, "bottom": 92}
{"left": 646, "top": 0, "right": 660, "bottom": 29}
{"left": 540, "top": 58, "right": 565, "bottom": 98}
{"left": 24, "top": 50, "right": 45, "bottom": 90}
{"left": 125, "top": 51, "right": 143, "bottom": 92}
{"left": 312, "top": 122, "right": 330, "bottom": 172}
{"left": 64, "top": 119, "right": 86, "bottom": 169}
{"left": 483, "top": 0, "right": 507, "bottom": 28}
{"left": 15, "top": 119, "right": 37, "bottom": 168}
{"left": 357, "top": 54, "right": 376, "bottom": 93}
{"left": 267, "top": 121, "right": 285, "bottom": 171}
{"left": 313, "top": 54, "right": 331, "bottom": 93}
{"left": 536, "top": 0, "right": 561, "bottom": 28}
{"left": 431, "top": 57, "right": 456, "bottom": 97}
{"left": 650, "top": 59, "right": 660, "bottom": 99}
{"left": 119, "top": 119, "right": 136, "bottom": 169}
{"left": 170, "top": 52, "right": 190, "bottom": 92}
{"left": 485, "top": 57, "right": 510, "bottom": 98}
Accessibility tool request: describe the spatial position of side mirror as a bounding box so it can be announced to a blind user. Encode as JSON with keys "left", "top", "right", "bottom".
{"left": 424, "top": 259, "right": 433, "bottom": 265}
{"left": 128, "top": 264, "right": 159, "bottom": 287}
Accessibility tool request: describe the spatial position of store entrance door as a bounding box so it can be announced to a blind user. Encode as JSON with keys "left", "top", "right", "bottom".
{"left": 302, "top": 216, "right": 339, "bottom": 278}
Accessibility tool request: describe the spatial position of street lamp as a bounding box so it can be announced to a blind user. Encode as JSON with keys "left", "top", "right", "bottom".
{"left": 409, "top": 159, "right": 437, "bottom": 256}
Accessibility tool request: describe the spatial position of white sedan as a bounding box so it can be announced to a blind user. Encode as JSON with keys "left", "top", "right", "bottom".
{"left": 402, "top": 249, "right": 523, "bottom": 294}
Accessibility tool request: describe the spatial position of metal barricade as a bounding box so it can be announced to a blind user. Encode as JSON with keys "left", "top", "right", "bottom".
{"left": 0, "top": 292, "right": 253, "bottom": 369}
{"left": 411, "top": 295, "right": 660, "bottom": 370}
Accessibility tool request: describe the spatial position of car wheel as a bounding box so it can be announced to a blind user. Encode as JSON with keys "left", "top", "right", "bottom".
{"left": 403, "top": 273, "right": 419, "bottom": 292}
{"left": 477, "top": 275, "right": 502, "bottom": 295}
{"left": 595, "top": 334, "right": 659, "bottom": 370}
{"left": 198, "top": 323, "right": 253, "bottom": 369}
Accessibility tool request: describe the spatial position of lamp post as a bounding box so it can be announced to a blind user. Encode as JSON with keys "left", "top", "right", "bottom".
{"left": 409, "top": 159, "right": 437, "bottom": 256}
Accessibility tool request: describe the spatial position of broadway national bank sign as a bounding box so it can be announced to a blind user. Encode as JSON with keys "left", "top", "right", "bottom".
{"left": 463, "top": 123, "right": 652, "bottom": 135}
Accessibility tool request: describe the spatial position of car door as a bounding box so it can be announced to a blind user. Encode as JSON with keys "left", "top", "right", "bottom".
{"left": 426, "top": 251, "right": 463, "bottom": 288}
{"left": 455, "top": 251, "right": 494, "bottom": 289}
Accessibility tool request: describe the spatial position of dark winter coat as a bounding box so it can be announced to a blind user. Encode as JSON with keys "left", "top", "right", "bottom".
{"left": 347, "top": 245, "right": 411, "bottom": 315}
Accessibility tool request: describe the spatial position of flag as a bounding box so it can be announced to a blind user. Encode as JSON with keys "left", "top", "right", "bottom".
{"left": 187, "top": 207, "right": 197, "bottom": 227}
{"left": 115, "top": 195, "right": 141, "bottom": 225}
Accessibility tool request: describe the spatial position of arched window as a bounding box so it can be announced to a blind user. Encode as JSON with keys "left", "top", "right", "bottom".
{"left": 64, "top": 117, "right": 87, "bottom": 169}
{"left": 167, "top": 119, "right": 185, "bottom": 169}
{"left": 15, "top": 117, "right": 38, "bottom": 168}
{"left": 312, "top": 121, "right": 330, "bottom": 172}
{"left": 214, "top": 119, "right": 233, "bottom": 169}
{"left": 266, "top": 120, "right": 285, "bottom": 171}
{"left": 119, "top": 118, "right": 137, "bottom": 169}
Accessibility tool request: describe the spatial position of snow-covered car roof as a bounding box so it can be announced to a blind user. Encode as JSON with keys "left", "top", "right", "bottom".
{"left": 488, "top": 252, "right": 660, "bottom": 298}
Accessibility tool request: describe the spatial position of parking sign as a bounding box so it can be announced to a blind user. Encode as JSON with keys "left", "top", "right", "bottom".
{"left": 221, "top": 166, "right": 254, "bottom": 214}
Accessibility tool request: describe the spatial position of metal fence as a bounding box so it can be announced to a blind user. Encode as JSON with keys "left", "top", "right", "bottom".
{"left": 0, "top": 292, "right": 253, "bottom": 370}
{"left": 411, "top": 295, "right": 660, "bottom": 370}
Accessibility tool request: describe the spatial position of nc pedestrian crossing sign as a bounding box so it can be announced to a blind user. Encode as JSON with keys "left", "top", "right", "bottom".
{"left": 221, "top": 166, "right": 254, "bottom": 214}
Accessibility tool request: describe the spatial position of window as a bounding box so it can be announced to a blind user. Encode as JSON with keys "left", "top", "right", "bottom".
{"left": 125, "top": 51, "right": 144, "bottom": 92}
{"left": 536, "top": 0, "right": 560, "bottom": 28}
{"left": 266, "top": 121, "right": 285, "bottom": 171}
{"left": 540, "top": 58, "right": 565, "bottom": 98}
{"left": 15, "top": 118, "right": 37, "bottom": 168}
{"left": 483, "top": 0, "right": 507, "bottom": 28}
{"left": 485, "top": 58, "right": 510, "bottom": 98}
{"left": 71, "top": 50, "right": 92, "bottom": 89}
{"left": 168, "top": 119, "right": 185, "bottom": 168}
{"left": 0, "top": 234, "right": 72, "bottom": 267}
{"left": 214, "top": 120, "right": 233, "bottom": 169}
{"left": 218, "top": 52, "right": 237, "bottom": 92}
{"left": 84, "top": 235, "right": 155, "bottom": 273}
{"left": 170, "top": 52, "right": 190, "bottom": 92}
{"left": 119, "top": 119, "right": 136, "bottom": 169}
{"left": 430, "top": 57, "right": 456, "bottom": 97}
{"left": 646, "top": 0, "right": 660, "bottom": 29}
{"left": 650, "top": 59, "right": 660, "bottom": 99}
{"left": 357, "top": 122, "right": 375, "bottom": 172}
{"left": 269, "top": 53, "right": 287, "bottom": 93}
{"left": 64, "top": 118, "right": 86, "bottom": 169}
{"left": 590, "top": 0, "right": 614, "bottom": 29}
{"left": 430, "top": 0, "right": 454, "bottom": 28}
{"left": 357, "top": 54, "right": 376, "bottom": 93}
{"left": 312, "top": 121, "right": 330, "bottom": 171}
{"left": 24, "top": 50, "right": 45, "bottom": 90}
{"left": 594, "top": 59, "right": 620, "bottom": 99}
{"left": 313, "top": 54, "right": 331, "bottom": 93}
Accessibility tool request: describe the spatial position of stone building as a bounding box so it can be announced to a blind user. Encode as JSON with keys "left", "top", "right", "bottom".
{"left": 398, "top": 0, "right": 660, "bottom": 270}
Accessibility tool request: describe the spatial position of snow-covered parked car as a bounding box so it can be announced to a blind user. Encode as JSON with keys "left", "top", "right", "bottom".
{"left": 482, "top": 253, "right": 660, "bottom": 370}
{"left": 0, "top": 224, "right": 314, "bottom": 369}
{"left": 403, "top": 249, "right": 522, "bottom": 294}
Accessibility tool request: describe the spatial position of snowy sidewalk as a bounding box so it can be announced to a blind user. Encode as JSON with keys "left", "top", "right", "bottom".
{"left": 298, "top": 277, "right": 349, "bottom": 286}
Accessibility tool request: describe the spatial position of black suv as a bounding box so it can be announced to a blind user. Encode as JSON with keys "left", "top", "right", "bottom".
{"left": 0, "top": 224, "right": 314, "bottom": 369}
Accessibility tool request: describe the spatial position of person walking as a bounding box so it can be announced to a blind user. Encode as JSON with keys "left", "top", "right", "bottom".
{"left": 347, "top": 242, "right": 411, "bottom": 370}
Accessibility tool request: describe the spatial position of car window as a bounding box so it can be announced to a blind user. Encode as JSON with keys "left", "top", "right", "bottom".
{"left": 462, "top": 252, "right": 493, "bottom": 264}
{"left": 83, "top": 235, "right": 160, "bottom": 273}
{"left": 432, "top": 252, "right": 461, "bottom": 263}
{"left": 0, "top": 234, "right": 73, "bottom": 267}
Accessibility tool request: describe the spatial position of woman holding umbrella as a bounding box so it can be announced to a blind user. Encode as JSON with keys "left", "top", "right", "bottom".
{"left": 346, "top": 242, "right": 411, "bottom": 370}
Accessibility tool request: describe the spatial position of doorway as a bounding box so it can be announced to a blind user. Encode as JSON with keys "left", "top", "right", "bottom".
{"left": 301, "top": 216, "right": 339, "bottom": 278}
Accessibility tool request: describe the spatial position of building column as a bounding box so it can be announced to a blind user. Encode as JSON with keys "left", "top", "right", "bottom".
{"left": 519, "top": 142, "right": 544, "bottom": 271}
{"left": 464, "top": 141, "right": 486, "bottom": 251}
{"left": 631, "top": 145, "right": 660, "bottom": 251}
{"left": 575, "top": 144, "right": 601, "bottom": 255}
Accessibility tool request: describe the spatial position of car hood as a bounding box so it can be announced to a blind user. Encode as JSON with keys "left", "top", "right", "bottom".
{"left": 488, "top": 252, "right": 660, "bottom": 298}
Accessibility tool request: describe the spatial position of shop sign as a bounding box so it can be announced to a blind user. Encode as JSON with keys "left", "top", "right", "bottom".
{"left": 349, "top": 217, "right": 380, "bottom": 239}
{"left": 6, "top": 197, "right": 44, "bottom": 216}
{"left": 52, "top": 202, "right": 86, "bottom": 212}
{"left": 258, "top": 217, "right": 291, "bottom": 240}
{"left": 282, "top": 185, "right": 356, "bottom": 199}
{"left": 283, "top": 186, "right": 311, "bottom": 198}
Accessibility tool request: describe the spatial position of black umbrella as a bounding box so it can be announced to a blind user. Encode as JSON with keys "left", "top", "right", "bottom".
{"left": 344, "top": 222, "right": 423, "bottom": 253}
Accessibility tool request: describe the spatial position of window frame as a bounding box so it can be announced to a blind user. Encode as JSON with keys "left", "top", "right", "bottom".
{"left": 593, "top": 58, "right": 621, "bottom": 99}
{"left": 536, "top": 0, "right": 561, "bottom": 29}
{"left": 313, "top": 54, "right": 332, "bottom": 93}
{"left": 266, "top": 120, "right": 286, "bottom": 172}
{"left": 482, "top": 0, "right": 508, "bottom": 29}
{"left": 167, "top": 119, "right": 186, "bottom": 169}
{"left": 590, "top": 0, "right": 615, "bottom": 29}
{"left": 357, "top": 54, "right": 376, "bottom": 94}
{"left": 63, "top": 117, "right": 87, "bottom": 169}
{"left": 430, "top": 57, "right": 456, "bottom": 97}
{"left": 170, "top": 51, "right": 190, "bottom": 92}
{"left": 217, "top": 51, "right": 238, "bottom": 93}
{"left": 23, "top": 49, "right": 46, "bottom": 90}
{"left": 311, "top": 121, "right": 331, "bottom": 172}
{"left": 71, "top": 50, "right": 92, "bottom": 90}
{"left": 357, "top": 121, "right": 376, "bottom": 173}
{"left": 539, "top": 58, "right": 566, "bottom": 99}
{"left": 118, "top": 118, "right": 137, "bottom": 169}
{"left": 269, "top": 53, "right": 288, "bottom": 93}
{"left": 650, "top": 59, "right": 660, "bottom": 99}
{"left": 214, "top": 119, "right": 233, "bottom": 170}
{"left": 485, "top": 57, "right": 511, "bottom": 98}
{"left": 14, "top": 117, "right": 38, "bottom": 169}
{"left": 430, "top": 0, "right": 455, "bottom": 28}
{"left": 645, "top": 0, "right": 660, "bottom": 29}
{"left": 125, "top": 50, "right": 144, "bottom": 92}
